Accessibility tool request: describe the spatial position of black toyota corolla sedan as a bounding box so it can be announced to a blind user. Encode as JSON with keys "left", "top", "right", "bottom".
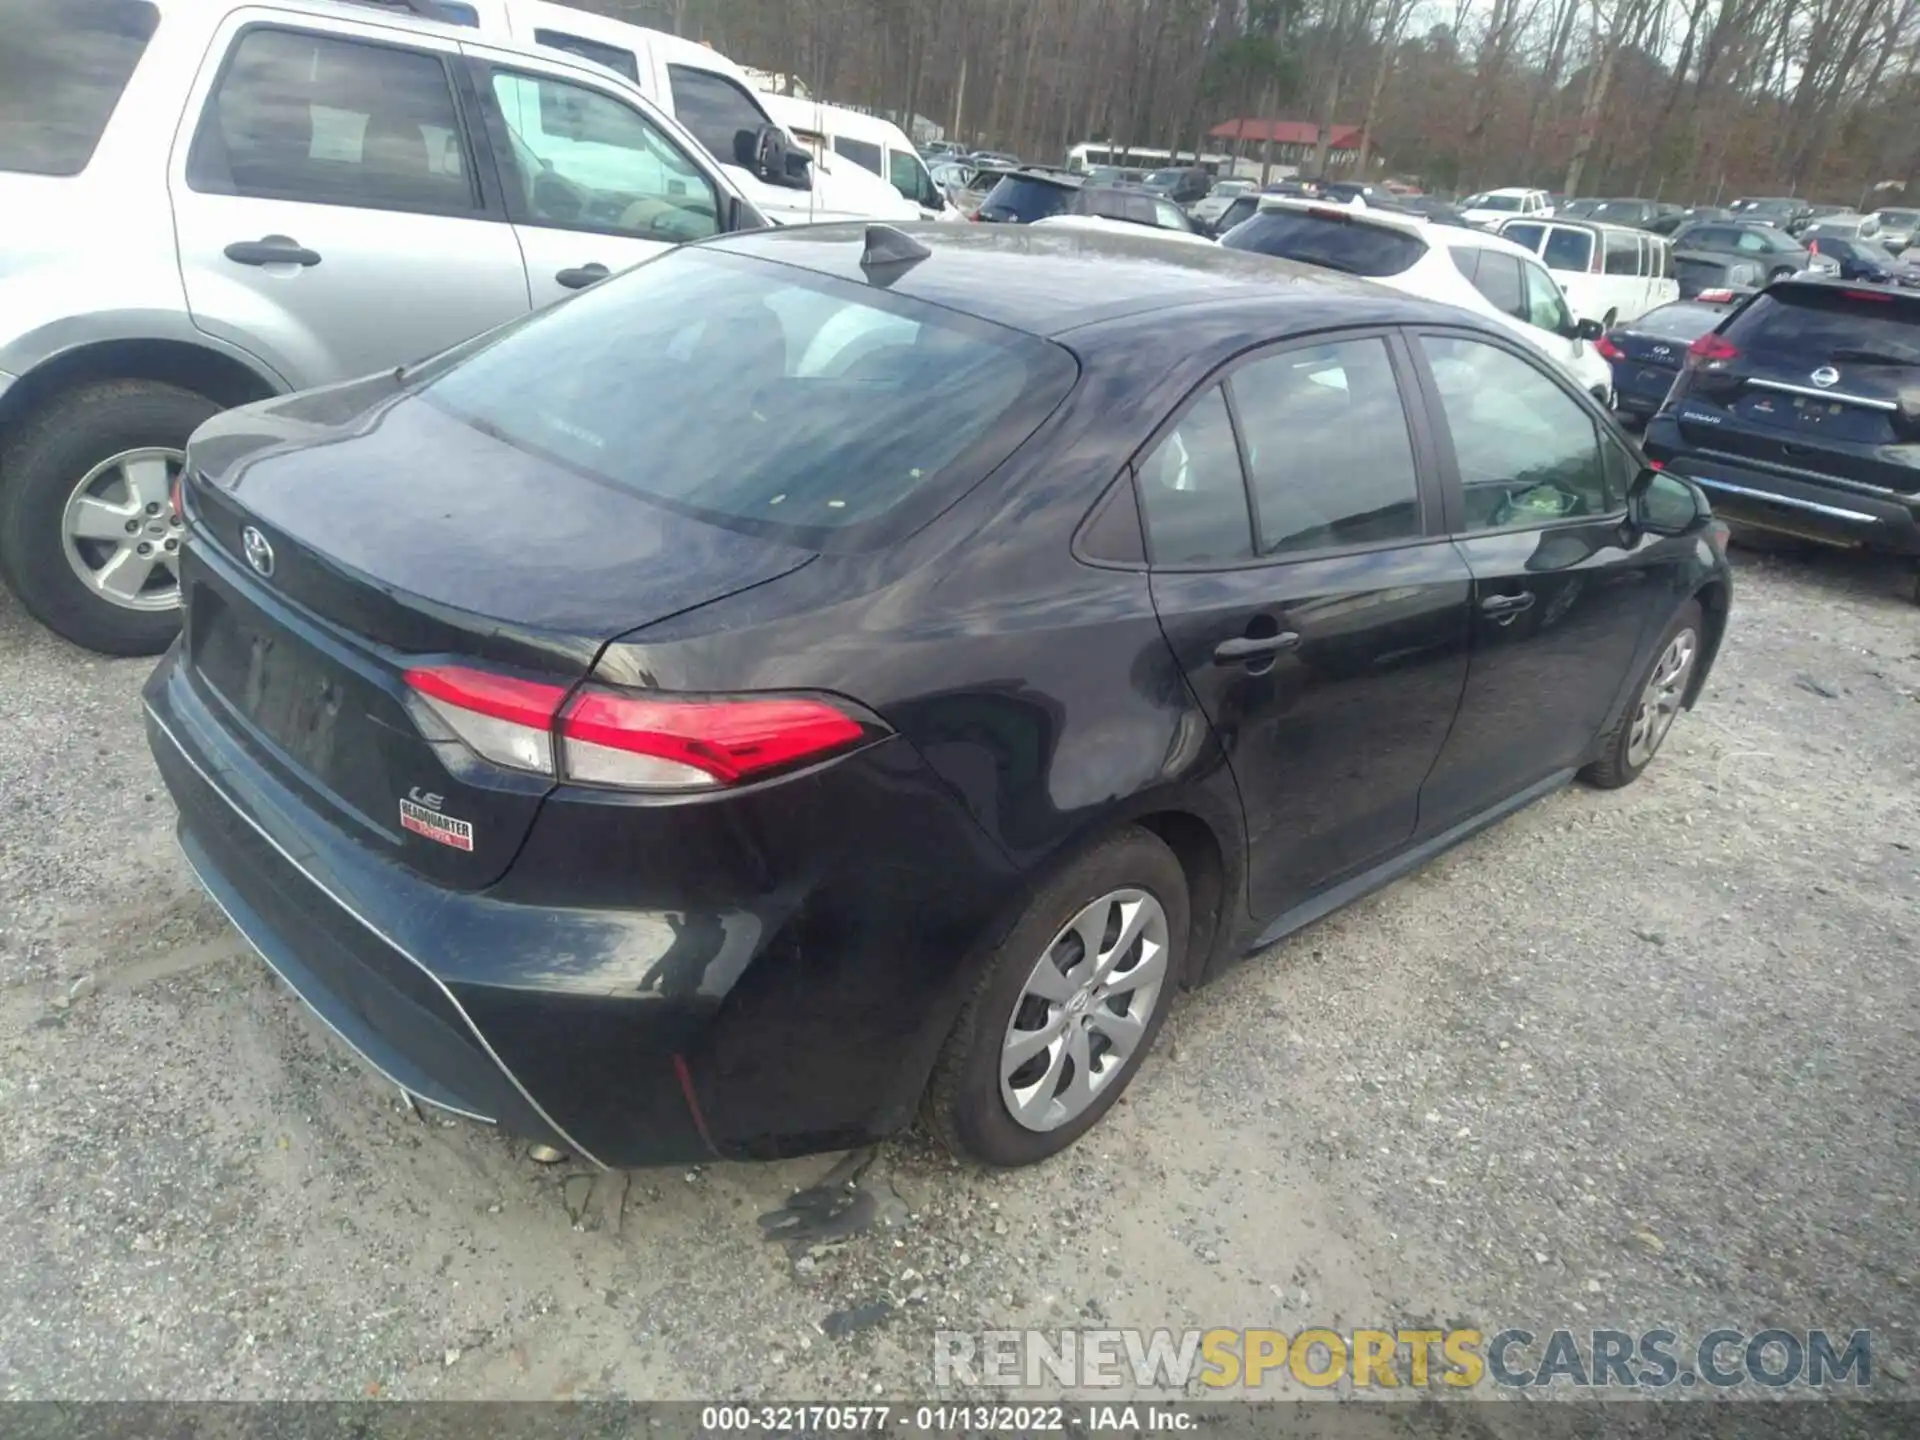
{"left": 146, "top": 224, "right": 1732, "bottom": 1171}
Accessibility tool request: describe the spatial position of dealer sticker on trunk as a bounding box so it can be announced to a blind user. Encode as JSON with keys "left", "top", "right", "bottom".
{"left": 399, "top": 791, "right": 474, "bottom": 852}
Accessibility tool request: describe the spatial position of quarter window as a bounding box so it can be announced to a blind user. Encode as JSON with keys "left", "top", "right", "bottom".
{"left": 489, "top": 71, "right": 718, "bottom": 241}
{"left": 0, "top": 0, "right": 158, "bottom": 176}
{"left": 1420, "top": 335, "right": 1613, "bottom": 532}
{"left": 666, "top": 64, "right": 771, "bottom": 162}
{"left": 1230, "top": 338, "right": 1423, "bottom": 556}
{"left": 189, "top": 28, "right": 475, "bottom": 214}
{"left": 1136, "top": 388, "right": 1252, "bottom": 565}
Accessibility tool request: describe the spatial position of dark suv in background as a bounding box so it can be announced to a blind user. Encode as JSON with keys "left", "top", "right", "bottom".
{"left": 1643, "top": 279, "right": 1920, "bottom": 599}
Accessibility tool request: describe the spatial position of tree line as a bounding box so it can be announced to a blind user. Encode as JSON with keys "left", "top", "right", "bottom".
{"left": 577, "top": 0, "right": 1920, "bottom": 205}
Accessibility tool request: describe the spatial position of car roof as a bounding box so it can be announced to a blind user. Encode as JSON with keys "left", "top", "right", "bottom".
{"left": 704, "top": 222, "right": 1452, "bottom": 337}
{"left": 1476, "top": 187, "right": 1539, "bottom": 197}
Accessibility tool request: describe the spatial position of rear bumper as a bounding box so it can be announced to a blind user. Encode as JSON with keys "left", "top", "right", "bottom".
{"left": 1643, "top": 425, "right": 1920, "bottom": 555}
{"left": 146, "top": 647, "right": 1023, "bottom": 1167}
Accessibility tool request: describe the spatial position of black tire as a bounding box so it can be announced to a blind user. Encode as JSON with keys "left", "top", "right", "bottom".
{"left": 0, "top": 380, "right": 218, "bottom": 655}
{"left": 924, "top": 826, "right": 1189, "bottom": 1167}
{"left": 1581, "top": 598, "right": 1704, "bottom": 790}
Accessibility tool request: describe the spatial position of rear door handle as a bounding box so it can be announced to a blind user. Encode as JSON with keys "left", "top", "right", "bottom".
{"left": 555, "top": 263, "right": 610, "bottom": 290}
{"left": 1480, "top": 592, "right": 1536, "bottom": 615}
{"left": 224, "top": 236, "right": 321, "bottom": 267}
{"left": 1213, "top": 632, "right": 1301, "bottom": 665}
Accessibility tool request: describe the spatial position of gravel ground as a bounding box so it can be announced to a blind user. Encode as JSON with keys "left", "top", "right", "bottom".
{"left": 1, "top": 543, "right": 1916, "bottom": 1404}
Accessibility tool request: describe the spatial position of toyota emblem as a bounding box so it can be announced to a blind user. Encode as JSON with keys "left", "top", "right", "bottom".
{"left": 241, "top": 525, "right": 275, "bottom": 578}
{"left": 1810, "top": 366, "right": 1840, "bottom": 388}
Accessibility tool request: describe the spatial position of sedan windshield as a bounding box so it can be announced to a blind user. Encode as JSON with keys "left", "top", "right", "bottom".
{"left": 420, "top": 250, "right": 1076, "bottom": 541}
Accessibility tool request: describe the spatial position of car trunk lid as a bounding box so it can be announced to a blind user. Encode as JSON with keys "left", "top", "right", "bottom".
{"left": 181, "top": 380, "right": 813, "bottom": 889}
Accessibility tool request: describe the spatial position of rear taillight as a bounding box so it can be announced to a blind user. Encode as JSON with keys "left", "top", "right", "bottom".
{"left": 1696, "top": 287, "right": 1736, "bottom": 303}
{"left": 1595, "top": 333, "right": 1625, "bottom": 362}
{"left": 1686, "top": 332, "right": 1739, "bottom": 366}
{"left": 403, "top": 665, "right": 879, "bottom": 792}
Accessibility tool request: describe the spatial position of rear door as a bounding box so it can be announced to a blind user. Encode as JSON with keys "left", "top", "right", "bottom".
{"left": 1407, "top": 329, "right": 1677, "bottom": 830}
{"left": 463, "top": 46, "right": 728, "bottom": 308}
{"left": 1141, "top": 332, "right": 1473, "bottom": 920}
{"left": 170, "top": 11, "right": 530, "bottom": 388}
{"left": 1667, "top": 283, "right": 1920, "bottom": 494}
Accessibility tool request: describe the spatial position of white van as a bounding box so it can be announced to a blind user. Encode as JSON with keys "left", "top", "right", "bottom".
{"left": 1496, "top": 218, "right": 1678, "bottom": 327}
{"left": 441, "top": 0, "right": 915, "bottom": 223}
{"left": 756, "top": 93, "right": 961, "bottom": 222}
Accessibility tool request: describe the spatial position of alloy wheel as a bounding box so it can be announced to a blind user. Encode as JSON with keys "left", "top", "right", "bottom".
{"left": 1626, "top": 628, "right": 1697, "bottom": 767}
{"left": 999, "top": 888, "right": 1169, "bottom": 1132}
{"left": 60, "top": 447, "right": 187, "bottom": 612}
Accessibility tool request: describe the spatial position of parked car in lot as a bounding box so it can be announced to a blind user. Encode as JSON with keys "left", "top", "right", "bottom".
{"left": 0, "top": 0, "right": 844, "bottom": 655}
{"left": 147, "top": 223, "right": 1730, "bottom": 1167}
{"left": 1190, "top": 178, "right": 1257, "bottom": 229}
{"left": 1497, "top": 217, "right": 1678, "bottom": 327}
{"left": 1223, "top": 201, "right": 1615, "bottom": 402}
{"left": 1457, "top": 187, "right": 1554, "bottom": 227}
{"left": 1205, "top": 193, "right": 1262, "bottom": 238}
{"left": 1727, "top": 196, "right": 1805, "bottom": 229}
{"left": 1800, "top": 232, "right": 1898, "bottom": 283}
{"left": 1670, "top": 220, "right": 1822, "bottom": 281}
{"left": 1791, "top": 211, "right": 1881, "bottom": 244}
{"left": 1870, "top": 207, "right": 1920, "bottom": 252}
{"left": 972, "top": 167, "right": 1083, "bottom": 223}
{"left": 757, "top": 93, "right": 958, "bottom": 222}
{"left": 1031, "top": 185, "right": 1204, "bottom": 238}
{"left": 1554, "top": 197, "right": 1665, "bottom": 229}
{"left": 1141, "top": 166, "right": 1212, "bottom": 207}
{"left": 1648, "top": 205, "right": 1730, "bottom": 236}
{"left": 1673, "top": 250, "right": 1769, "bottom": 299}
{"left": 1599, "top": 292, "right": 1752, "bottom": 422}
{"left": 1643, "top": 278, "right": 1920, "bottom": 596}
{"left": 1785, "top": 203, "right": 1852, "bottom": 238}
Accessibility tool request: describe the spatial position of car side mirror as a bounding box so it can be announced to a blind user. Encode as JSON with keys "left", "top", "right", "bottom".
{"left": 1573, "top": 317, "right": 1605, "bottom": 342}
{"left": 1629, "top": 467, "right": 1708, "bottom": 536}
{"left": 734, "top": 124, "right": 809, "bottom": 189}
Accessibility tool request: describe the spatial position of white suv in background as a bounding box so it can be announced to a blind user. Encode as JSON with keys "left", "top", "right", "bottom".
{"left": 0, "top": 0, "right": 786, "bottom": 654}
{"left": 1221, "top": 200, "right": 1615, "bottom": 404}
{"left": 1458, "top": 187, "right": 1555, "bottom": 228}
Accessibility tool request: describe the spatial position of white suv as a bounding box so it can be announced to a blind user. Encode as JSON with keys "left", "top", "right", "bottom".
{"left": 1221, "top": 200, "right": 1616, "bottom": 403}
{"left": 0, "top": 0, "right": 827, "bottom": 654}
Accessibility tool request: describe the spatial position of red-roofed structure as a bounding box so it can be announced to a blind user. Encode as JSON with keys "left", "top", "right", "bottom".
{"left": 1208, "top": 119, "right": 1368, "bottom": 168}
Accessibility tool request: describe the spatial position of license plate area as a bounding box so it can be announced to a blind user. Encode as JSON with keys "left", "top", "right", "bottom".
{"left": 192, "top": 586, "right": 353, "bottom": 772}
{"left": 1735, "top": 390, "right": 1891, "bottom": 446}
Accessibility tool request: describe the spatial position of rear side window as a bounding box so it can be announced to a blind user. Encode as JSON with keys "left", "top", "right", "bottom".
{"left": 667, "top": 64, "right": 770, "bottom": 161}
{"left": 1542, "top": 227, "right": 1594, "bottom": 271}
{"left": 1724, "top": 288, "right": 1920, "bottom": 362}
{"left": 188, "top": 28, "right": 476, "bottom": 215}
{"left": 1231, "top": 338, "right": 1422, "bottom": 555}
{"left": 1604, "top": 230, "right": 1639, "bottom": 275}
{"left": 419, "top": 249, "right": 1076, "bottom": 544}
{"left": 1468, "top": 251, "right": 1526, "bottom": 320}
{"left": 0, "top": 0, "right": 157, "bottom": 176}
{"left": 1503, "top": 222, "right": 1546, "bottom": 253}
{"left": 981, "top": 176, "right": 1073, "bottom": 222}
{"left": 1221, "top": 211, "right": 1425, "bottom": 277}
{"left": 532, "top": 29, "right": 640, "bottom": 84}
{"left": 833, "top": 135, "right": 883, "bottom": 175}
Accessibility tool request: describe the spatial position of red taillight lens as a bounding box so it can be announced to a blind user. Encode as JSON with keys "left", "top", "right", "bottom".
{"left": 1696, "top": 287, "right": 1736, "bottom": 303}
{"left": 560, "top": 692, "right": 867, "bottom": 789}
{"left": 405, "top": 664, "right": 568, "bottom": 774}
{"left": 403, "top": 665, "right": 877, "bottom": 791}
{"left": 1687, "top": 332, "right": 1739, "bottom": 365}
{"left": 1594, "top": 333, "right": 1625, "bottom": 361}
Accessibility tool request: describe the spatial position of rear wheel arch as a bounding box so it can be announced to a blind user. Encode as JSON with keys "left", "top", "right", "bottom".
{"left": 0, "top": 338, "right": 281, "bottom": 450}
{"left": 1687, "top": 576, "right": 1732, "bottom": 706}
{"left": 1130, "top": 809, "right": 1231, "bottom": 986}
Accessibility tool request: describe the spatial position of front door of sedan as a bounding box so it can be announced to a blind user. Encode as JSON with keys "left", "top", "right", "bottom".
{"left": 1406, "top": 329, "right": 1682, "bottom": 834}
{"left": 1139, "top": 333, "right": 1474, "bottom": 921}
{"left": 465, "top": 50, "right": 730, "bottom": 309}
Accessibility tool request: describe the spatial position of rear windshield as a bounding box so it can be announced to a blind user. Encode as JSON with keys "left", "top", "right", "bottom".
{"left": 980, "top": 175, "right": 1073, "bottom": 222}
{"left": 1632, "top": 303, "right": 1730, "bottom": 341}
{"left": 0, "top": 0, "right": 158, "bottom": 176}
{"left": 1724, "top": 287, "right": 1920, "bottom": 362}
{"left": 1221, "top": 210, "right": 1424, "bottom": 277}
{"left": 419, "top": 249, "right": 1077, "bottom": 545}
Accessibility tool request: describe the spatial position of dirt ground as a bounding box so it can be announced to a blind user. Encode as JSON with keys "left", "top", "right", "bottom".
{"left": 2, "top": 543, "right": 1916, "bottom": 1402}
